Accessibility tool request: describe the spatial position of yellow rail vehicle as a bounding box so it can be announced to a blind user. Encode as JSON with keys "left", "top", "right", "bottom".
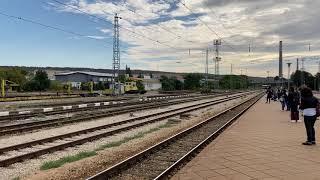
{"left": 124, "top": 81, "right": 139, "bottom": 94}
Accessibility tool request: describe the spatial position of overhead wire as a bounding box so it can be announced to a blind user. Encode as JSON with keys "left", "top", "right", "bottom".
{"left": 123, "top": 6, "right": 196, "bottom": 44}
{"left": 0, "top": 10, "right": 113, "bottom": 47}
{"left": 175, "top": 0, "right": 238, "bottom": 52}
{"left": 203, "top": 1, "right": 236, "bottom": 38}
{"left": 51, "top": 0, "right": 181, "bottom": 50}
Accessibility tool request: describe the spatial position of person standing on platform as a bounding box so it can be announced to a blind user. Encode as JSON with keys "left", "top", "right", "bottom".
{"left": 277, "top": 88, "right": 281, "bottom": 100}
{"left": 300, "top": 87, "right": 319, "bottom": 145}
{"left": 266, "top": 87, "right": 272, "bottom": 103}
{"left": 283, "top": 89, "right": 290, "bottom": 111}
{"left": 279, "top": 91, "right": 286, "bottom": 111}
{"left": 288, "top": 87, "right": 300, "bottom": 122}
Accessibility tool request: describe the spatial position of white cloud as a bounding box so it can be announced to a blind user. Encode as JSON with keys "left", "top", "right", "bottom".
{"left": 86, "top": 35, "right": 107, "bottom": 40}
{"left": 100, "top": 28, "right": 112, "bottom": 34}
{"left": 52, "top": 0, "right": 320, "bottom": 77}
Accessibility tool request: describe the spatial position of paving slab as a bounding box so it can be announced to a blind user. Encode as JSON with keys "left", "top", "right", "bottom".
{"left": 172, "top": 97, "right": 320, "bottom": 180}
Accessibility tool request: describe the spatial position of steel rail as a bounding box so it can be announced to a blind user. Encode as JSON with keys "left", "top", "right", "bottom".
{"left": 0, "top": 93, "right": 252, "bottom": 167}
{"left": 0, "top": 94, "right": 195, "bottom": 121}
{"left": 0, "top": 93, "right": 229, "bottom": 135}
{"left": 86, "top": 93, "right": 263, "bottom": 180}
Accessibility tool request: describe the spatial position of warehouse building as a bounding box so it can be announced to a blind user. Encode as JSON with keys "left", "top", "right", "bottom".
{"left": 55, "top": 71, "right": 114, "bottom": 89}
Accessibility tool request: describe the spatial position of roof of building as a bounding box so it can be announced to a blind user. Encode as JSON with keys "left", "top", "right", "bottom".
{"left": 141, "top": 79, "right": 161, "bottom": 83}
{"left": 55, "top": 71, "right": 114, "bottom": 77}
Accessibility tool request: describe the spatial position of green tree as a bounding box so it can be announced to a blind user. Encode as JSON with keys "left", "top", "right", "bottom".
{"left": 136, "top": 80, "right": 145, "bottom": 91}
{"left": 291, "top": 70, "right": 315, "bottom": 89}
{"left": 219, "top": 75, "right": 249, "bottom": 89}
{"left": 34, "top": 70, "right": 50, "bottom": 91}
{"left": 174, "top": 78, "right": 183, "bottom": 90}
{"left": 49, "top": 81, "right": 63, "bottom": 92}
{"left": 118, "top": 74, "right": 126, "bottom": 83}
{"left": 184, "top": 73, "right": 202, "bottom": 90}
{"left": 93, "top": 81, "right": 105, "bottom": 90}
{"left": 22, "top": 80, "right": 40, "bottom": 91}
{"left": 0, "top": 67, "right": 27, "bottom": 87}
{"left": 81, "top": 82, "right": 89, "bottom": 91}
{"left": 160, "top": 76, "right": 174, "bottom": 91}
{"left": 160, "top": 76, "right": 184, "bottom": 91}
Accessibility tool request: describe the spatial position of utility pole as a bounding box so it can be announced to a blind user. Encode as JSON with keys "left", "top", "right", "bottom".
{"left": 214, "top": 39, "right": 222, "bottom": 75}
{"left": 266, "top": 71, "right": 270, "bottom": 84}
{"left": 112, "top": 13, "right": 121, "bottom": 95}
{"left": 309, "top": 43, "right": 311, "bottom": 51}
{"left": 230, "top": 64, "right": 233, "bottom": 90}
{"left": 287, "top": 63, "right": 292, "bottom": 90}
{"left": 296, "top": 58, "right": 299, "bottom": 71}
{"left": 213, "top": 57, "right": 216, "bottom": 75}
{"left": 301, "top": 58, "right": 305, "bottom": 86}
{"left": 205, "top": 48, "right": 209, "bottom": 90}
{"left": 318, "top": 61, "right": 320, "bottom": 91}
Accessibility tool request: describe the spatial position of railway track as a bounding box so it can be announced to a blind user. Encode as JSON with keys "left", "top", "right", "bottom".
{"left": 0, "top": 93, "right": 234, "bottom": 136}
{"left": 0, "top": 92, "right": 253, "bottom": 167}
{"left": 86, "top": 93, "right": 263, "bottom": 180}
{"left": 0, "top": 94, "right": 195, "bottom": 121}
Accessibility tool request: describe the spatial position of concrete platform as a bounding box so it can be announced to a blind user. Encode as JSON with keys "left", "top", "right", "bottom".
{"left": 172, "top": 97, "right": 320, "bottom": 180}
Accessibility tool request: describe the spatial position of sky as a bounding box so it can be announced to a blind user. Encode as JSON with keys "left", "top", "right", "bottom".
{"left": 0, "top": 0, "right": 320, "bottom": 77}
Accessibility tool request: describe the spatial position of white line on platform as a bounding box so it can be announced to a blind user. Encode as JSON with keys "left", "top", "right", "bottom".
{"left": 18, "top": 111, "right": 31, "bottom": 114}
{"left": 63, "top": 106, "right": 72, "bottom": 110}
{"left": 43, "top": 108, "right": 53, "bottom": 112}
{"left": 78, "top": 104, "right": 88, "bottom": 108}
{"left": 0, "top": 112, "right": 9, "bottom": 116}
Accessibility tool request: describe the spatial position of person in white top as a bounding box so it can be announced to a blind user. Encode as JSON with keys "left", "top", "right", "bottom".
{"left": 299, "top": 87, "right": 319, "bottom": 145}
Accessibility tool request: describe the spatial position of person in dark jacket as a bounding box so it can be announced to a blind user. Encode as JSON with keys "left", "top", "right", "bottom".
{"left": 299, "top": 87, "right": 318, "bottom": 145}
{"left": 266, "top": 88, "right": 272, "bottom": 103}
{"left": 288, "top": 87, "right": 300, "bottom": 122}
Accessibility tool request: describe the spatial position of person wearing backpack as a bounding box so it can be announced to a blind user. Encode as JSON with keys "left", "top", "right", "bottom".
{"left": 279, "top": 91, "right": 286, "bottom": 111}
{"left": 288, "top": 87, "right": 300, "bottom": 122}
{"left": 299, "top": 87, "right": 319, "bottom": 145}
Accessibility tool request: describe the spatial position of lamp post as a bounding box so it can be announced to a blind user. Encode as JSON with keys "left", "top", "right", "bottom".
{"left": 287, "top": 63, "right": 292, "bottom": 90}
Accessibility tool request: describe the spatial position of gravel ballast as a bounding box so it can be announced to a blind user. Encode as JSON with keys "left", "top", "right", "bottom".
{"left": 1, "top": 92, "right": 257, "bottom": 180}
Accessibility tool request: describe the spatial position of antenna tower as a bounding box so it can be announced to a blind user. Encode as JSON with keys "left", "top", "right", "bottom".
{"left": 112, "top": 13, "right": 121, "bottom": 95}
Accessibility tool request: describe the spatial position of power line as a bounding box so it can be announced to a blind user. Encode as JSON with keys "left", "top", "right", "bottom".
{"left": 0, "top": 10, "right": 112, "bottom": 46}
{"left": 123, "top": 6, "right": 196, "bottom": 44}
{"left": 51, "top": 0, "right": 179, "bottom": 50}
{"left": 203, "top": 1, "right": 236, "bottom": 37}
{"left": 176, "top": 0, "right": 237, "bottom": 52}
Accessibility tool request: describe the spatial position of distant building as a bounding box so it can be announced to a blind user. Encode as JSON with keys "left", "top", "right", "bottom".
{"left": 55, "top": 71, "right": 114, "bottom": 89}
{"left": 127, "top": 76, "right": 162, "bottom": 91}
{"left": 142, "top": 79, "right": 162, "bottom": 91}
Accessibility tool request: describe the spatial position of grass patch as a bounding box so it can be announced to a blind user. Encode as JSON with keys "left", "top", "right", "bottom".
{"left": 12, "top": 177, "right": 20, "bottom": 180}
{"left": 95, "top": 121, "right": 175, "bottom": 151}
{"left": 40, "top": 151, "right": 96, "bottom": 170}
{"left": 40, "top": 120, "right": 177, "bottom": 170}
